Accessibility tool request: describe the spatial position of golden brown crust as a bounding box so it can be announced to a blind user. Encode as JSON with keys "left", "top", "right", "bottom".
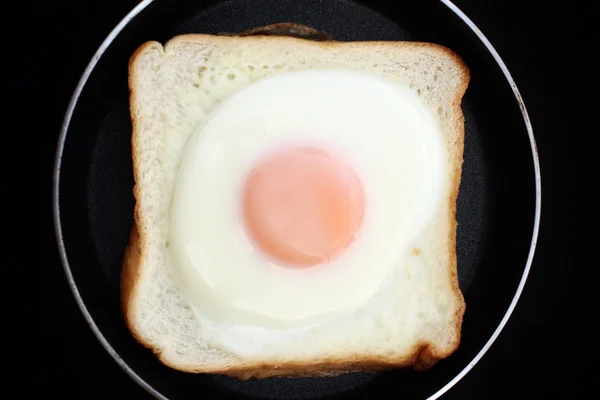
{"left": 121, "top": 24, "right": 470, "bottom": 379}
{"left": 170, "top": 30, "right": 471, "bottom": 66}
{"left": 155, "top": 341, "right": 455, "bottom": 379}
{"left": 444, "top": 51, "right": 470, "bottom": 356}
{"left": 120, "top": 225, "right": 144, "bottom": 342}
{"left": 120, "top": 41, "right": 160, "bottom": 345}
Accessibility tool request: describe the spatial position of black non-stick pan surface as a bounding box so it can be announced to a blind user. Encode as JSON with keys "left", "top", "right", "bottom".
{"left": 54, "top": 0, "right": 541, "bottom": 398}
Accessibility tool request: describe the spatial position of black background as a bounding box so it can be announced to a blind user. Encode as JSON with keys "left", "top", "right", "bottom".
{"left": 39, "top": 0, "right": 580, "bottom": 398}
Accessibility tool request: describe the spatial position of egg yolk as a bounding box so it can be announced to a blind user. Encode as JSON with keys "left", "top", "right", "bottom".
{"left": 242, "top": 146, "right": 365, "bottom": 268}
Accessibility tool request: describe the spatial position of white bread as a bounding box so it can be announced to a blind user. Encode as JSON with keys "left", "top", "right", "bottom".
{"left": 122, "top": 26, "right": 469, "bottom": 379}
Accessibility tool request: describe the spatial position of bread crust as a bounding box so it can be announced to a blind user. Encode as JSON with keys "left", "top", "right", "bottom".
{"left": 121, "top": 40, "right": 160, "bottom": 345}
{"left": 218, "top": 22, "right": 333, "bottom": 41}
{"left": 121, "top": 23, "right": 469, "bottom": 379}
{"left": 153, "top": 341, "right": 454, "bottom": 379}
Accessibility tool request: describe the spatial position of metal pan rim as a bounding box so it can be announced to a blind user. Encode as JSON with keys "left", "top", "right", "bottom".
{"left": 52, "top": 0, "right": 542, "bottom": 398}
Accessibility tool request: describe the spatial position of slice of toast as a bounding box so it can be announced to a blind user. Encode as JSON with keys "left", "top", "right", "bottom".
{"left": 122, "top": 24, "right": 469, "bottom": 379}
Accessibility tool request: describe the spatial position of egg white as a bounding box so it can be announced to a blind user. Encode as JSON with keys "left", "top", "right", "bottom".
{"left": 168, "top": 69, "right": 446, "bottom": 355}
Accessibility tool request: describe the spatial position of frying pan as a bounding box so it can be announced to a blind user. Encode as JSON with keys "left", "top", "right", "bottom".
{"left": 53, "top": 0, "right": 541, "bottom": 398}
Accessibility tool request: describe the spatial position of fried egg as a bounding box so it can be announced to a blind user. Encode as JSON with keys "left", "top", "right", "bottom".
{"left": 169, "top": 69, "right": 445, "bottom": 355}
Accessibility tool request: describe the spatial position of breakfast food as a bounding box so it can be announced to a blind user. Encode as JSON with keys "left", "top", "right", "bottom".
{"left": 121, "top": 24, "right": 470, "bottom": 379}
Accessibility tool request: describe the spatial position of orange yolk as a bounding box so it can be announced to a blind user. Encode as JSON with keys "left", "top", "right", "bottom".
{"left": 242, "top": 146, "right": 365, "bottom": 268}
